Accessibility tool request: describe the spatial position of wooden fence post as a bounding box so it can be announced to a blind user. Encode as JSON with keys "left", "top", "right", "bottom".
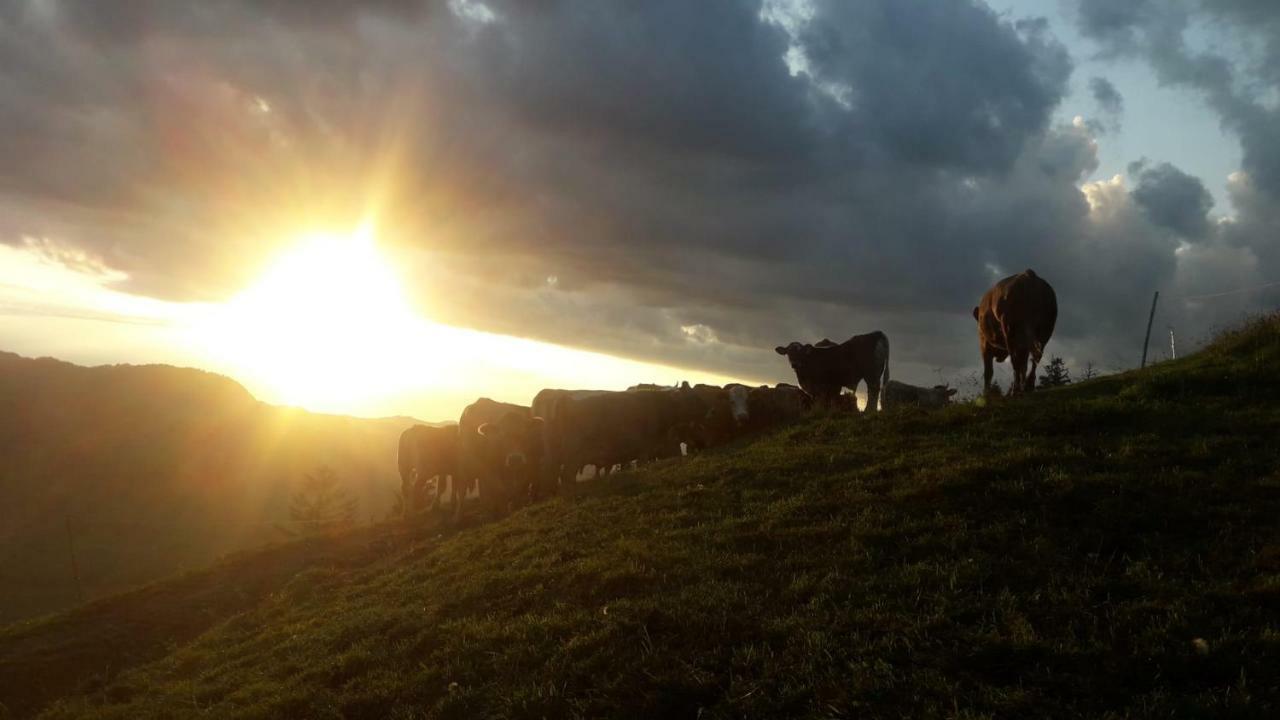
{"left": 1141, "top": 291, "right": 1159, "bottom": 368}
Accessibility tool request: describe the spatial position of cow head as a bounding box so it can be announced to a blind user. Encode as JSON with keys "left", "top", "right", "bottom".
{"left": 477, "top": 413, "right": 546, "bottom": 470}
{"left": 775, "top": 342, "right": 843, "bottom": 401}
{"left": 932, "top": 385, "right": 959, "bottom": 404}
{"left": 774, "top": 341, "right": 814, "bottom": 371}
{"left": 725, "top": 384, "right": 751, "bottom": 426}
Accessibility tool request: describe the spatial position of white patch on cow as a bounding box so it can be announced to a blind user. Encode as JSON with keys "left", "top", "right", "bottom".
{"left": 728, "top": 385, "right": 750, "bottom": 423}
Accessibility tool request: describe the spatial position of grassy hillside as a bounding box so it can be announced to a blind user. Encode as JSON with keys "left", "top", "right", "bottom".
{"left": 7, "top": 316, "right": 1280, "bottom": 718}
{"left": 0, "top": 352, "right": 418, "bottom": 624}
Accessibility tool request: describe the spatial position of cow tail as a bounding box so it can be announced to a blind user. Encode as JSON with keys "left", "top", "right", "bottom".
{"left": 879, "top": 333, "right": 890, "bottom": 410}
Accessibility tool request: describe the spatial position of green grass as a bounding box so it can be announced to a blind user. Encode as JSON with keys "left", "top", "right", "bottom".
{"left": 7, "top": 316, "right": 1280, "bottom": 718}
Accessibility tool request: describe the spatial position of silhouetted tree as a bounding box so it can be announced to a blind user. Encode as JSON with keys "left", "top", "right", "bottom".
{"left": 1039, "top": 357, "right": 1072, "bottom": 387}
{"left": 289, "top": 465, "right": 358, "bottom": 535}
{"left": 1081, "top": 361, "right": 1099, "bottom": 381}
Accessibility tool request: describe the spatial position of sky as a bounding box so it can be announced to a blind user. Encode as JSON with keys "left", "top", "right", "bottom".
{"left": 2, "top": 0, "right": 1279, "bottom": 421}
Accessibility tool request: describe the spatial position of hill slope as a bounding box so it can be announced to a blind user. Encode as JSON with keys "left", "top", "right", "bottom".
{"left": 0, "top": 352, "right": 419, "bottom": 624}
{"left": 7, "top": 316, "right": 1280, "bottom": 718}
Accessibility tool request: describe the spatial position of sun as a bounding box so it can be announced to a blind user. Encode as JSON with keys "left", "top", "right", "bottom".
{"left": 191, "top": 223, "right": 752, "bottom": 420}
{"left": 196, "top": 223, "right": 437, "bottom": 413}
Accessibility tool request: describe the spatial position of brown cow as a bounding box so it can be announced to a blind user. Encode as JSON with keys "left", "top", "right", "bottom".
{"left": 456, "top": 398, "right": 541, "bottom": 520}
{"left": 775, "top": 332, "right": 890, "bottom": 411}
{"left": 974, "top": 269, "right": 1057, "bottom": 394}
{"left": 397, "top": 424, "right": 458, "bottom": 515}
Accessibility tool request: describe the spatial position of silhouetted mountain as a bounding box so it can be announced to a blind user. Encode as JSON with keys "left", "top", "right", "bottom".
{"left": 0, "top": 351, "right": 424, "bottom": 623}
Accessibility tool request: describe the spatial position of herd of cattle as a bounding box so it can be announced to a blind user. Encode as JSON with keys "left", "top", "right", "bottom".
{"left": 398, "top": 269, "right": 1058, "bottom": 519}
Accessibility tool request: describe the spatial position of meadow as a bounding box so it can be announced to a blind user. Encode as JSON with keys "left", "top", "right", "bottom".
{"left": 4, "top": 315, "right": 1279, "bottom": 718}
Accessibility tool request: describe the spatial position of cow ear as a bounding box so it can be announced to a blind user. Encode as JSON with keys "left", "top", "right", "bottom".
{"left": 972, "top": 306, "right": 980, "bottom": 321}
{"left": 946, "top": 388, "right": 958, "bottom": 397}
{"left": 774, "top": 345, "right": 788, "bottom": 355}
{"left": 477, "top": 422, "right": 497, "bottom": 437}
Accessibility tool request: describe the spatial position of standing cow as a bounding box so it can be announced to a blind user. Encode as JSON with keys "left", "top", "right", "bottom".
{"left": 775, "top": 332, "right": 890, "bottom": 411}
{"left": 974, "top": 269, "right": 1057, "bottom": 394}
{"left": 456, "top": 398, "right": 544, "bottom": 521}
{"left": 532, "top": 388, "right": 611, "bottom": 490}
{"left": 397, "top": 424, "right": 458, "bottom": 515}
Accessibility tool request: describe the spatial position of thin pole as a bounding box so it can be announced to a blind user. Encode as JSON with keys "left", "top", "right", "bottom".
{"left": 1141, "top": 291, "right": 1159, "bottom": 368}
{"left": 64, "top": 515, "right": 85, "bottom": 604}
{"left": 1169, "top": 326, "right": 1177, "bottom": 360}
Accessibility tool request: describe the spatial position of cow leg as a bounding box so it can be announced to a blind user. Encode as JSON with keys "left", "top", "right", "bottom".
{"left": 559, "top": 457, "right": 578, "bottom": 495}
{"left": 435, "top": 475, "right": 453, "bottom": 521}
{"left": 864, "top": 379, "right": 882, "bottom": 413}
{"left": 401, "top": 463, "right": 422, "bottom": 516}
{"left": 1010, "top": 348, "right": 1029, "bottom": 395}
{"left": 401, "top": 475, "right": 415, "bottom": 516}
{"left": 1025, "top": 336, "right": 1042, "bottom": 391}
{"left": 982, "top": 350, "right": 995, "bottom": 395}
{"left": 422, "top": 475, "right": 440, "bottom": 512}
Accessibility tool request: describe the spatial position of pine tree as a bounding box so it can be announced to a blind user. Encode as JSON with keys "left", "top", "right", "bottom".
{"left": 289, "top": 465, "right": 358, "bottom": 535}
{"left": 1039, "top": 357, "right": 1072, "bottom": 388}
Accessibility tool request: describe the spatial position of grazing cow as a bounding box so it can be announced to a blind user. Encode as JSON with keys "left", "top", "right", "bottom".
{"left": 717, "top": 383, "right": 813, "bottom": 436}
{"left": 775, "top": 332, "right": 891, "bottom": 411}
{"left": 397, "top": 424, "right": 458, "bottom": 515}
{"left": 883, "top": 380, "right": 958, "bottom": 409}
{"left": 685, "top": 384, "right": 736, "bottom": 450}
{"left": 747, "top": 384, "right": 813, "bottom": 429}
{"left": 974, "top": 269, "right": 1057, "bottom": 394}
{"left": 456, "top": 398, "right": 542, "bottom": 520}
{"left": 542, "top": 388, "right": 704, "bottom": 492}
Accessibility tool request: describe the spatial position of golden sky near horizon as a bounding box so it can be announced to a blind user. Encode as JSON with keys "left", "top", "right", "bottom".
{"left": 0, "top": 225, "right": 753, "bottom": 422}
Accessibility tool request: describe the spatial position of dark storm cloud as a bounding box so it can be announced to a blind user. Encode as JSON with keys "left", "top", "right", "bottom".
{"left": 1130, "top": 162, "right": 1214, "bottom": 240}
{"left": 1088, "top": 76, "right": 1123, "bottom": 117}
{"left": 1, "top": 0, "right": 1273, "bottom": 386}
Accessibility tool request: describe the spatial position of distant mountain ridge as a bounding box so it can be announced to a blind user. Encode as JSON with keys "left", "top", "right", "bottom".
{"left": 0, "top": 350, "right": 425, "bottom": 624}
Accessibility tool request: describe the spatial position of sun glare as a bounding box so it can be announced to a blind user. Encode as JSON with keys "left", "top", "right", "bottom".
{"left": 193, "top": 224, "right": 749, "bottom": 419}
{"left": 197, "top": 224, "right": 435, "bottom": 412}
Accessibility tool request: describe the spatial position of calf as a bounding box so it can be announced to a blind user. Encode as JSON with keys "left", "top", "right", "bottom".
{"left": 775, "top": 331, "right": 890, "bottom": 411}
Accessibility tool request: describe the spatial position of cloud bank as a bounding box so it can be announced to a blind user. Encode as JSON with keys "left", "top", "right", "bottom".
{"left": 1, "top": 0, "right": 1277, "bottom": 386}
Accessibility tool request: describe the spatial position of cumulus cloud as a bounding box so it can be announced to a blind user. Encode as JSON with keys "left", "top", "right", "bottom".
{"left": 1130, "top": 161, "right": 1215, "bottom": 240}
{"left": 0, "top": 0, "right": 1275, "bottom": 386}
